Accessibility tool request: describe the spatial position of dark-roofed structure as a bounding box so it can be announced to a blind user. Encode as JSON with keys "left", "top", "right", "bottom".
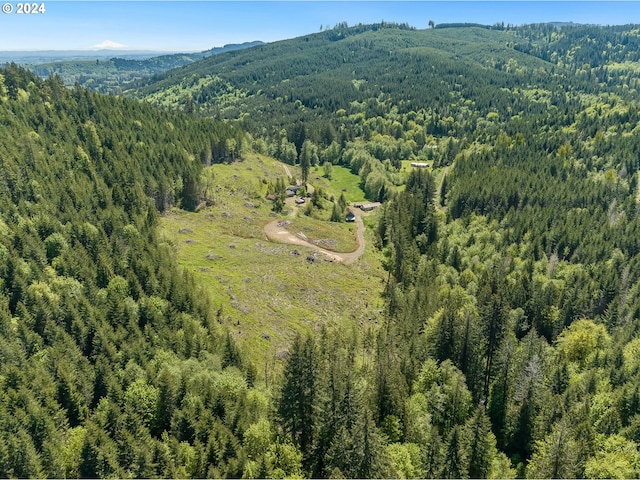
{"left": 354, "top": 202, "right": 381, "bottom": 211}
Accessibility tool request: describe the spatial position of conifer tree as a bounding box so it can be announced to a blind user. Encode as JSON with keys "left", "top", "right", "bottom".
{"left": 300, "top": 140, "right": 313, "bottom": 184}
{"left": 277, "top": 334, "right": 317, "bottom": 468}
{"left": 421, "top": 426, "right": 444, "bottom": 479}
{"left": 330, "top": 202, "right": 343, "bottom": 222}
{"left": 526, "top": 420, "right": 579, "bottom": 479}
{"left": 465, "top": 405, "right": 496, "bottom": 479}
{"left": 441, "top": 425, "right": 468, "bottom": 479}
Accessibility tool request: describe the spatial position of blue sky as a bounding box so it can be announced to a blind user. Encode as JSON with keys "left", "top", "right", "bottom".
{"left": 2, "top": 1, "right": 640, "bottom": 52}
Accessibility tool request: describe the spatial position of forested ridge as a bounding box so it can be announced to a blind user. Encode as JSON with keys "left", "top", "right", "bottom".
{"left": 0, "top": 64, "right": 261, "bottom": 477}
{"left": 6, "top": 20, "right": 640, "bottom": 479}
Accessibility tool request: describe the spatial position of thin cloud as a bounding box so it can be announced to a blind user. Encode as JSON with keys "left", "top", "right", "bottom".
{"left": 91, "top": 40, "right": 129, "bottom": 50}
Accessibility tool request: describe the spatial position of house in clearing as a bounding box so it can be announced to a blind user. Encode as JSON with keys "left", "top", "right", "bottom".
{"left": 354, "top": 202, "right": 381, "bottom": 211}
{"left": 285, "top": 185, "right": 301, "bottom": 197}
{"left": 411, "top": 162, "right": 430, "bottom": 168}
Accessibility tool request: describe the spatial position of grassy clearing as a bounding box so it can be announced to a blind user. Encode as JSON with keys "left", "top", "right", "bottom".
{"left": 309, "top": 165, "right": 367, "bottom": 204}
{"left": 160, "top": 154, "right": 386, "bottom": 382}
{"left": 399, "top": 159, "right": 434, "bottom": 175}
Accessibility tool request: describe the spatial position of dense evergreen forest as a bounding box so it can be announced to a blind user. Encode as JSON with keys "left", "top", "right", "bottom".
{"left": 7, "top": 20, "right": 640, "bottom": 479}
{"left": 0, "top": 64, "right": 259, "bottom": 477}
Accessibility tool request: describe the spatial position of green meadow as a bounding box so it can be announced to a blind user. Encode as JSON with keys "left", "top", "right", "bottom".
{"left": 312, "top": 164, "right": 369, "bottom": 204}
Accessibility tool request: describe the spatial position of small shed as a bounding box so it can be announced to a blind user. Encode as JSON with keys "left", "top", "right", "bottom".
{"left": 356, "top": 202, "right": 381, "bottom": 211}
{"left": 346, "top": 209, "right": 356, "bottom": 222}
{"left": 295, "top": 197, "right": 306, "bottom": 205}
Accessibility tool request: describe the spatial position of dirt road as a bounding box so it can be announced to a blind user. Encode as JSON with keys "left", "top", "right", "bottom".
{"left": 263, "top": 207, "right": 366, "bottom": 265}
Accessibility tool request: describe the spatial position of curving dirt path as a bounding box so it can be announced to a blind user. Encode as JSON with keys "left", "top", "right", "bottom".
{"left": 263, "top": 206, "right": 366, "bottom": 265}
{"left": 282, "top": 164, "right": 293, "bottom": 179}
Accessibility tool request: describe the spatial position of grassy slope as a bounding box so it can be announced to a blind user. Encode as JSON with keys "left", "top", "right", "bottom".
{"left": 160, "top": 154, "right": 386, "bottom": 375}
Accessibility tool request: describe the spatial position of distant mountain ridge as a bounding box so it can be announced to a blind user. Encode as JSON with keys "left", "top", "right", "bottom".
{"left": 0, "top": 50, "right": 172, "bottom": 64}
{"left": 0, "top": 41, "right": 264, "bottom": 64}
{"left": 12, "top": 41, "right": 263, "bottom": 94}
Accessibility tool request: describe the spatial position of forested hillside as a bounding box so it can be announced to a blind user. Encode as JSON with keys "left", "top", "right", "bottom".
{"left": 131, "top": 23, "right": 555, "bottom": 134}
{"left": 0, "top": 64, "right": 265, "bottom": 477}
{"left": 125, "top": 22, "right": 640, "bottom": 478}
